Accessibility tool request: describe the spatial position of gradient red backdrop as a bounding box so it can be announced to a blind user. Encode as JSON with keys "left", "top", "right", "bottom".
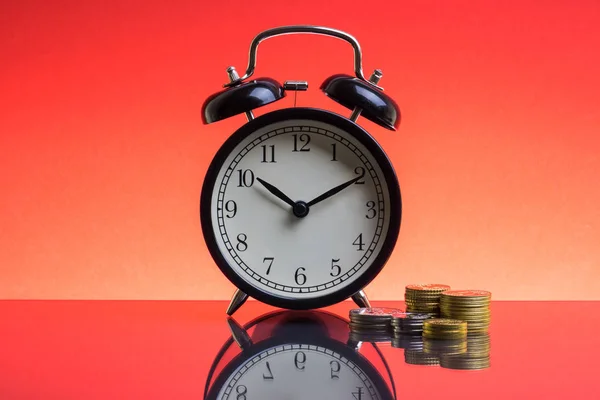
{"left": 1, "top": 0, "right": 599, "bottom": 300}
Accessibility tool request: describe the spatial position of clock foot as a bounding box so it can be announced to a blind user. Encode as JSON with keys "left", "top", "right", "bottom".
{"left": 351, "top": 290, "right": 371, "bottom": 308}
{"left": 226, "top": 289, "right": 249, "bottom": 316}
{"left": 347, "top": 339, "right": 363, "bottom": 351}
{"left": 227, "top": 317, "right": 253, "bottom": 350}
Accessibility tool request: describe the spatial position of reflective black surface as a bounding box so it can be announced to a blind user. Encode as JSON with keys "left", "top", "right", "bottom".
{"left": 1, "top": 300, "right": 599, "bottom": 399}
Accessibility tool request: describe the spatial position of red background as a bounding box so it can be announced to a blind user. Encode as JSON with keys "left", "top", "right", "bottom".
{"left": 1, "top": 0, "right": 599, "bottom": 300}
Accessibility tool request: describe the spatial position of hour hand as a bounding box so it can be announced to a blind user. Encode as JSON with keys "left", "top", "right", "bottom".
{"left": 256, "top": 177, "right": 295, "bottom": 207}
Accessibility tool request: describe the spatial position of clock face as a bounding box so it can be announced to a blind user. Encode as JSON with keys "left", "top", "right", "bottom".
{"left": 214, "top": 343, "right": 382, "bottom": 400}
{"left": 201, "top": 108, "right": 401, "bottom": 309}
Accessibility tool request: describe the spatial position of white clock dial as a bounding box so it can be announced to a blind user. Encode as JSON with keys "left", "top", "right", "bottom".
{"left": 217, "top": 344, "right": 381, "bottom": 400}
{"left": 202, "top": 109, "right": 401, "bottom": 306}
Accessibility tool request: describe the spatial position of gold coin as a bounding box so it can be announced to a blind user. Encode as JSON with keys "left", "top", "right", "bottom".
{"left": 423, "top": 332, "right": 468, "bottom": 340}
{"left": 405, "top": 291, "right": 444, "bottom": 297}
{"left": 423, "top": 327, "right": 467, "bottom": 333}
{"left": 440, "top": 297, "right": 491, "bottom": 303}
{"left": 405, "top": 298, "right": 441, "bottom": 304}
{"left": 440, "top": 357, "right": 491, "bottom": 370}
{"left": 466, "top": 319, "right": 492, "bottom": 324}
{"left": 445, "top": 316, "right": 491, "bottom": 323}
{"left": 405, "top": 359, "right": 440, "bottom": 366}
{"left": 440, "top": 304, "right": 490, "bottom": 311}
{"left": 423, "top": 338, "right": 467, "bottom": 355}
{"left": 441, "top": 308, "right": 491, "bottom": 314}
{"left": 406, "top": 284, "right": 451, "bottom": 292}
{"left": 467, "top": 333, "right": 491, "bottom": 341}
{"left": 406, "top": 307, "right": 440, "bottom": 313}
{"left": 441, "top": 313, "right": 491, "bottom": 320}
{"left": 441, "top": 290, "right": 491, "bottom": 298}
{"left": 440, "top": 296, "right": 491, "bottom": 303}
{"left": 465, "top": 319, "right": 491, "bottom": 325}
{"left": 465, "top": 326, "right": 491, "bottom": 333}
{"left": 407, "top": 309, "right": 440, "bottom": 314}
{"left": 405, "top": 300, "right": 440, "bottom": 306}
{"left": 406, "top": 302, "right": 440, "bottom": 307}
{"left": 441, "top": 304, "right": 490, "bottom": 310}
{"left": 466, "top": 328, "right": 490, "bottom": 334}
{"left": 405, "top": 289, "right": 445, "bottom": 295}
{"left": 424, "top": 318, "right": 467, "bottom": 328}
{"left": 442, "top": 316, "right": 490, "bottom": 321}
{"left": 423, "top": 330, "right": 467, "bottom": 337}
{"left": 406, "top": 299, "right": 442, "bottom": 304}
{"left": 465, "top": 348, "right": 491, "bottom": 357}
{"left": 404, "top": 350, "right": 440, "bottom": 366}
{"left": 423, "top": 328, "right": 468, "bottom": 335}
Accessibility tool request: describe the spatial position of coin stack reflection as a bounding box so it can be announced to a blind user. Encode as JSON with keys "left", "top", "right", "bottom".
{"left": 423, "top": 319, "right": 468, "bottom": 340}
{"left": 399, "top": 334, "right": 440, "bottom": 367}
{"left": 347, "top": 286, "right": 492, "bottom": 370}
{"left": 440, "top": 333, "right": 491, "bottom": 370}
{"left": 423, "top": 338, "right": 467, "bottom": 357}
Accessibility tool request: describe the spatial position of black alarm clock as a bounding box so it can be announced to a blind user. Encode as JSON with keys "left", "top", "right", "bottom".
{"left": 203, "top": 310, "right": 397, "bottom": 399}
{"left": 200, "top": 25, "right": 402, "bottom": 315}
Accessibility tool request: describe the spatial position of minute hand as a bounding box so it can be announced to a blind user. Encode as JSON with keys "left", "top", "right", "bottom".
{"left": 306, "top": 174, "right": 365, "bottom": 207}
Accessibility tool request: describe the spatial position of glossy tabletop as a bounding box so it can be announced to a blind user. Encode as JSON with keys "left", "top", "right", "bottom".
{"left": 1, "top": 300, "right": 598, "bottom": 399}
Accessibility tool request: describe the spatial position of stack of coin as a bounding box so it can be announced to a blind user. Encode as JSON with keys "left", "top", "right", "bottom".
{"left": 404, "top": 349, "right": 439, "bottom": 366}
{"left": 440, "top": 333, "right": 491, "bottom": 370}
{"left": 348, "top": 308, "right": 397, "bottom": 342}
{"left": 390, "top": 311, "right": 432, "bottom": 336}
{"left": 440, "top": 290, "right": 491, "bottom": 334}
{"left": 404, "top": 284, "right": 451, "bottom": 317}
{"left": 422, "top": 318, "right": 467, "bottom": 340}
{"left": 423, "top": 338, "right": 467, "bottom": 356}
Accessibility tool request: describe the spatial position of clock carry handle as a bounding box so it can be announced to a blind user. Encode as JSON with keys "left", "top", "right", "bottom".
{"left": 203, "top": 25, "right": 400, "bottom": 129}
{"left": 223, "top": 25, "right": 383, "bottom": 91}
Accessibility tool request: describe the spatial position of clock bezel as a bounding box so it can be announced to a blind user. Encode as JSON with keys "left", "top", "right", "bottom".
{"left": 200, "top": 107, "right": 401, "bottom": 310}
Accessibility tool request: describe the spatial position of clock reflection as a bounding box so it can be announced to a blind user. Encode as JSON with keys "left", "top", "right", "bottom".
{"left": 204, "top": 310, "right": 396, "bottom": 400}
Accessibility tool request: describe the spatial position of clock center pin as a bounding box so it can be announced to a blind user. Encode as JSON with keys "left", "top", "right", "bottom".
{"left": 292, "top": 201, "right": 310, "bottom": 218}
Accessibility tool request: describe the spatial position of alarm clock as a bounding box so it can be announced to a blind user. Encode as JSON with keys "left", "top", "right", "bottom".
{"left": 200, "top": 25, "right": 402, "bottom": 315}
{"left": 203, "top": 310, "right": 397, "bottom": 399}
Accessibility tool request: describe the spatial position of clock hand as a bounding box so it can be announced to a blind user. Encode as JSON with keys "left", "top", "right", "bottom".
{"left": 256, "top": 177, "right": 296, "bottom": 207}
{"left": 306, "top": 173, "right": 365, "bottom": 207}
